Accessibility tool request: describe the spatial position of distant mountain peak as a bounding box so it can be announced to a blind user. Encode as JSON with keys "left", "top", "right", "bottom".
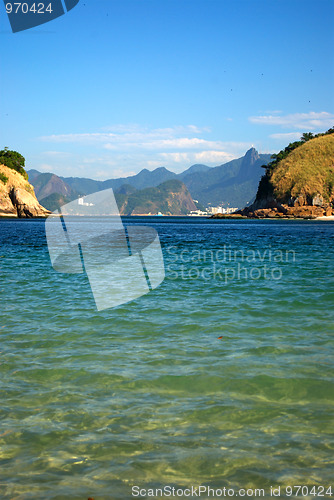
{"left": 154, "top": 166, "right": 170, "bottom": 172}
{"left": 244, "top": 147, "right": 260, "bottom": 164}
{"left": 178, "top": 163, "right": 211, "bottom": 179}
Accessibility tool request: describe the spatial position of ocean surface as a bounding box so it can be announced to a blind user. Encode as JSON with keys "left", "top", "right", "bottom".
{"left": 1, "top": 217, "right": 333, "bottom": 500}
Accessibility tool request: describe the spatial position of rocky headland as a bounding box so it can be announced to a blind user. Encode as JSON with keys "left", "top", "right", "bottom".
{"left": 0, "top": 163, "right": 50, "bottom": 218}
{"left": 212, "top": 129, "right": 334, "bottom": 219}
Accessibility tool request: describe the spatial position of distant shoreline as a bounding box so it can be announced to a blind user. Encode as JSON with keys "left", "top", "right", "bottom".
{"left": 211, "top": 213, "right": 334, "bottom": 221}
{"left": 0, "top": 213, "right": 334, "bottom": 222}
{"left": 0, "top": 213, "right": 48, "bottom": 219}
{"left": 2, "top": 213, "right": 334, "bottom": 221}
{"left": 315, "top": 215, "right": 334, "bottom": 220}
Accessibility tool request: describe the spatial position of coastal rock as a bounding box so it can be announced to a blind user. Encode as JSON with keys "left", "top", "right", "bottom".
{"left": 325, "top": 205, "right": 333, "bottom": 216}
{"left": 253, "top": 208, "right": 278, "bottom": 218}
{"left": 229, "top": 132, "right": 334, "bottom": 220}
{"left": 0, "top": 164, "right": 50, "bottom": 218}
{"left": 9, "top": 187, "right": 50, "bottom": 218}
{"left": 312, "top": 193, "right": 324, "bottom": 206}
{"left": 246, "top": 195, "right": 287, "bottom": 213}
{"left": 238, "top": 203, "right": 326, "bottom": 219}
{"left": 285, "top": 206, "right": 325, "bottom": 218}
{"left": 0, "top": 193, "right": 17, "bottom": 215}
{"left": 294, "top": 195, "right": 306, "bottom": 207}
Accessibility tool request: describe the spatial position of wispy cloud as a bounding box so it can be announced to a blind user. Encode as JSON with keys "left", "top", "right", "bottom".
{"left": 36, "top": 124, "right": 254, "bottom": 178}
{"left": 38, "top": 163, "right": 56, "bottom": 173}
{"left": 262, "top": 110, "right": 282, "bottom": 115}
{"left": 249, "top": 111, "right": 334, "bottom": 130}
{"left": 159, "top": 150, "right": 235, "bottom": 165}
{"left": 39, "top": 125, "right": 212, "bottom": 146}
{"left": 103, "top": 137, "right": 226, "bottom": 151}
{"left": 94, "top": 168, "right": 137, "bottom": 179}
{"left": 100, "top": 124, "right": 210, "bottom": 135}
{"left": 269, "top": 132, "right": 302, "bottom": 141}
{"left": 41, "top": 151, "right": 74, "bottom": 157}
{"left": 39, "top": 125, "right": 248, "bottom": 153}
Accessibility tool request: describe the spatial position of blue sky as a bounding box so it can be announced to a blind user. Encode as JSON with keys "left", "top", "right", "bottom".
{"left": 1, "top": 0, "right": 334, "bottom": 179}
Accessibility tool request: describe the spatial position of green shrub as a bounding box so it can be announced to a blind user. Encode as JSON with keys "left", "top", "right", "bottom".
{"left": 0, "top": 147, "right": 28, "bottom": 180}
{"left": 0, "top": 172, "right": 8, "bottom": 184}
{"left": 25, "top": 183, "right": 34, "bottom": 195}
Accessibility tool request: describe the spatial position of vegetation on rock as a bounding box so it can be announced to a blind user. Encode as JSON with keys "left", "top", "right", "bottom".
{"left": 232, "top": 128, "right": 334, "bottom": 219}
{"left": 0, "top": 161, "right": 49, "bottom": 217}
{"left": 116, "top": 179, "right": 196, "bottom": 215}
{"left": 39, "top": 193, "right": 73, "bottom": 212}
{"left": 0, "top": 148, "right": 28, "bottom": 180}
{"left": 256, "top": 128, "right": 334, "bottom": 205}
{"left": 0, "top": 172, "right": 8, "bottom": 184}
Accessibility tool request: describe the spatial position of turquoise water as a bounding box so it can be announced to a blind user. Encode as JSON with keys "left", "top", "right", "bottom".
{"left": 1, "top": 218, "right": 333, "bottom": 499}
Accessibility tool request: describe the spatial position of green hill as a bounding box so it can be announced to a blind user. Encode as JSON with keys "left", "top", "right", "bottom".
{"left": 255, "top": 129, "right": 334, "bottom": 206}
{"left": 116, "top": 179, "right": 196, "bottom": 215}
{"left": 39, "top": 192, "right": 74, "bottom": 212}
{"left": 32, "top": 172, "right": 79, "bottom": 201}
{"left": 236, "top": 128, "right": 334, "bottom": 219}
{"left": 270, "top": 135, "right": 334, "bottom": 204}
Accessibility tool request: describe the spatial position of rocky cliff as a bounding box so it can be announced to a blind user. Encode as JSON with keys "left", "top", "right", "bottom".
{"left": 236, "top": 130, "right": 334, "bottom": 219}
{"left": 0, "top": 164, "right": 50, "bottom": 217}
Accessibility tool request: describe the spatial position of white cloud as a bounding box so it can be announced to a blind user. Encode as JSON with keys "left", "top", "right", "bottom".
{"left": 102, "top": 137, "right": 226, "bottom": 151}
{"left": 94, "top": 168, "right": 137, "bottom": 179}
{"left": 262, "top": 110, "right": 282, "bottom": 115}
{"left": 36, "top": 124, "right": 258, "bottom": 179}
{"left": 270, "top": 132, "right": 302, "bottom": 141}
{"left": 249, "top": 111, "right": 334, "bottom": 130}
{"left": 194, "top": 150, "right": 235, "bottom": 164}
{"left": 38, "top": 125, "right": 251, "bottom": 157}
{"left": 158, "top": 150, "right": 238, "bottom": 168}
{"left": 159, "top": 151, "right": 235, "bottom": 165}
{"left": 81, "top": 157, "right": 119, "bottom": 166}
{"left": 158, "top": 152, "right": 191, "bottom": 164}
{"left": 41, "top": 151, "right": 74, "bottom": 158}
{"left": 38, "top": 163, "right": 55, "bottom": 172}
{"left": 39, "top": 133, "right": 113, "bottom": 143}
{"left": 38, "top": 125, "right": 250, "bottom": 165}
{"left": 101, "top": 124, "right": 210, "bottom": 135}
{"left": 39, "top": 125, "right": 212, "bottom": 146}
{"left": 146, "top": 160, "right": 164, "bottom": 169}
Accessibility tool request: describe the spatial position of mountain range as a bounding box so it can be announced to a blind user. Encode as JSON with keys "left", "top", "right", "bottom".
{"left": 27, "top": 148, "right": 272, "bottom": 213}
{"left": 115, "top": 179, "right": 197, "bottom": 215}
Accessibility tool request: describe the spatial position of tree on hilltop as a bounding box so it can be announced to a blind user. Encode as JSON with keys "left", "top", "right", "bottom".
{"left": 0, "top": 147, "right": 28, "bottom": 179}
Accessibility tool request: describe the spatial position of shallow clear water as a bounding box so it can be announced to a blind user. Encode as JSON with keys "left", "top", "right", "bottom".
{"left": 1, "top": 218, "right": 333, "bottom": 499}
